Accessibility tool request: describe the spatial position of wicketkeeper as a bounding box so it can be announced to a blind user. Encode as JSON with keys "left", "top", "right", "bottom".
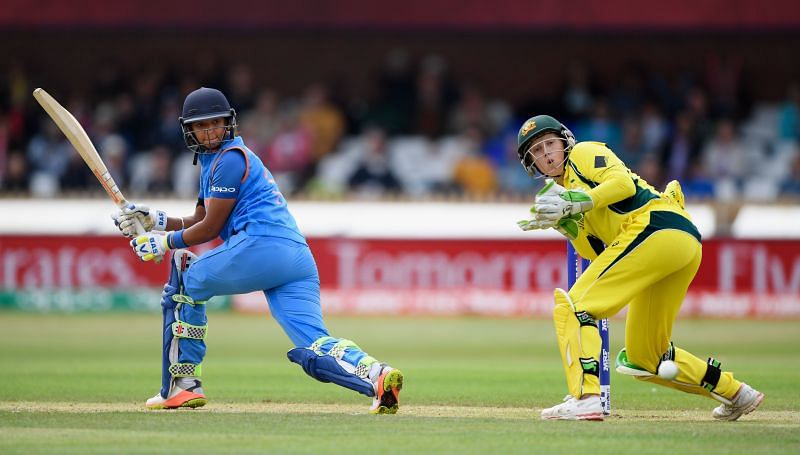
{"left": 113, "top": 87, "right": 403, "bottom": 413}
{"left": 516, "top": 114, "right": 764, "bottom": 421}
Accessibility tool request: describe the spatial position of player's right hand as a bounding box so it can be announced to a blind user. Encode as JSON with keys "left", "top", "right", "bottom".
{"left": 534, "top": 178, "right": 594, "bottom": 223}
{"left": 130, "top": 232, "right": 171, "bottom": 262}
{"left": 518, "top": 201, "right": 558, "bottom": 231}
{"left": 111, "top": 203, "right": 167, "bottom": 237}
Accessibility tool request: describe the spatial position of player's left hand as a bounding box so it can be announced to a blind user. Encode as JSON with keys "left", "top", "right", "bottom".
{"left": 130, "top": 232, "right": 171, "bottom": 262}
{"left": 534, "top": 178, "right": 594, "bottom": 223}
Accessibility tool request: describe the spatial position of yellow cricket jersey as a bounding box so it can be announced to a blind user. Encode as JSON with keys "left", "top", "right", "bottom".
{"left": 563, "top": 141, "right": 694, "bottom": 260}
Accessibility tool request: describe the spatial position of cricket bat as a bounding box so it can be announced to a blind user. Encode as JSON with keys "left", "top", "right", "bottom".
{"left": 32, "top": 88, "right": 146, "bottom": 235}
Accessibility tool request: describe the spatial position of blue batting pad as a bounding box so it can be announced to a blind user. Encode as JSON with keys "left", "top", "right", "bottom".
{"left": 287, "top": 348, "right": 374, "bottom": 397}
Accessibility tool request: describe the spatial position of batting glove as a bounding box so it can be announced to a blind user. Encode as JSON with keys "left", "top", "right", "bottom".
{"left": 534, "top": 178, "right": 594, "bottom": 223}
{"left": 112, "top": 203, "right": 168, "bottom": 237}
{"left": 131, "top": 232, "right": 171, "bottom": 262}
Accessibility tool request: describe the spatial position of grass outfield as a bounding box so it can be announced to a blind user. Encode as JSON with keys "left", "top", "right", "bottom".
{"left": 0, "top": 313, "right": 798, "bottom": 454}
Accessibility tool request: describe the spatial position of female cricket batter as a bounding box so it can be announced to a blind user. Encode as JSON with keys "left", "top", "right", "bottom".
{"left": 515, "top": 114, "right": 763, "bottom": 421}
{"left": 113, "top": 87, "right": 403, "bottom": 413}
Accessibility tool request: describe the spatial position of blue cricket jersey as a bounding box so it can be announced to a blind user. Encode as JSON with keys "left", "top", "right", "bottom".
{"left": 196, "top": 136, "right": 306, "bottom": 244}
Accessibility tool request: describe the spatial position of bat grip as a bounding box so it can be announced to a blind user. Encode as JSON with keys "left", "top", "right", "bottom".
{"left": 119, "top": 199, "right": 147, "bottom": 235}
{"left": 132, "top": 218, "right": 147, "bottom": 235}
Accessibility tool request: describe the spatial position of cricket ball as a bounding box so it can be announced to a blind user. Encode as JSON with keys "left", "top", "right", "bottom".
{"left": 657, "top": 360, "right": 679, "bottom": 380}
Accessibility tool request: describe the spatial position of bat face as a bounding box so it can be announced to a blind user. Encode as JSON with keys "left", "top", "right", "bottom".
{"left": 32, "top": 88, "right": 126, "bottom": 206}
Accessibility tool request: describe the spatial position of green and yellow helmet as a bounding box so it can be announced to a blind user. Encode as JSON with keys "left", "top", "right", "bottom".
{"left": 516, "top": 114, "right": 576, "bottom": 176}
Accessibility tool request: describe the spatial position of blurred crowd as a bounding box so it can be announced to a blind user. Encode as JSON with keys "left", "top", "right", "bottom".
{"left": 2, "top": 51, "right": 799, "bottom": 202}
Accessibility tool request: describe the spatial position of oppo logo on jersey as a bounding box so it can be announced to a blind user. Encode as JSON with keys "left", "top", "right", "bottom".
{"left": 211, "top": 186, "right": 237, "bottom": 193}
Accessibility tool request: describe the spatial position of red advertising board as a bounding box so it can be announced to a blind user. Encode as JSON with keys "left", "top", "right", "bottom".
{"left": 300, "top": 238, "right": 800, "bottom": 317}
{"left": 307, "top": 238, "right": 800, "bottom": 295}
{"left": 1, "top": 236, "right": 798, "bottom": 317}
{"left": 0, "top": 236, "right": 216, "bottom": 289}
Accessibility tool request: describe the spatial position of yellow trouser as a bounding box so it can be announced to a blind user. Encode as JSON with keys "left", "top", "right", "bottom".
{"left": 561, "top": 210, "right": 741, "bottom": 401}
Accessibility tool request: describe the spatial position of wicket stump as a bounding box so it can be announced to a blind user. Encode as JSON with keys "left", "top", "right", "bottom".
{"left": 567, "top": 243, "right": 611, "bottom": 415}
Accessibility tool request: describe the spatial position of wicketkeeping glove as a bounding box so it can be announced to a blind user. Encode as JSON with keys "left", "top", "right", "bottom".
{"left": 517, "top": 217, "right": 554, "bottom": 231}
{"left": 517, "top": 202, "right": 558, "bottom": 231}
{"left": 533, "top": 178, "right": 594, "bottom": 223}
{"left": 554, "top": 213, "right": 583, "bottom": 240}
{"left": 130, "top": 232, "right": 171, "bottom": 262}
{"left": 112, "top": 203, "right": 168, "bottom": 238}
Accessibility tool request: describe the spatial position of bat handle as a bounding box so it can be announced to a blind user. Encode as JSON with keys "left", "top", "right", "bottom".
{"left": 132, "top": 217, "right": 147, "bottom": 235}
{"left": 119, "top": 199, "right": 147, "bottom": 235}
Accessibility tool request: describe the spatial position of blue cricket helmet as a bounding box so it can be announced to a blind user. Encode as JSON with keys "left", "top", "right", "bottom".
{"left": 179, "top": 87, "right": 238, "bottom": 158}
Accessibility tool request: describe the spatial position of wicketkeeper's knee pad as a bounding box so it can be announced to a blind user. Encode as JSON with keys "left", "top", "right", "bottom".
{"left": 160, "top": 250, "right": 207, "bottom": 398}
{"left": 552, "top": 288, "right": 601, "bottom": 398}
{"left": 287, "top": 337, "right": 379, "bottom": 397}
